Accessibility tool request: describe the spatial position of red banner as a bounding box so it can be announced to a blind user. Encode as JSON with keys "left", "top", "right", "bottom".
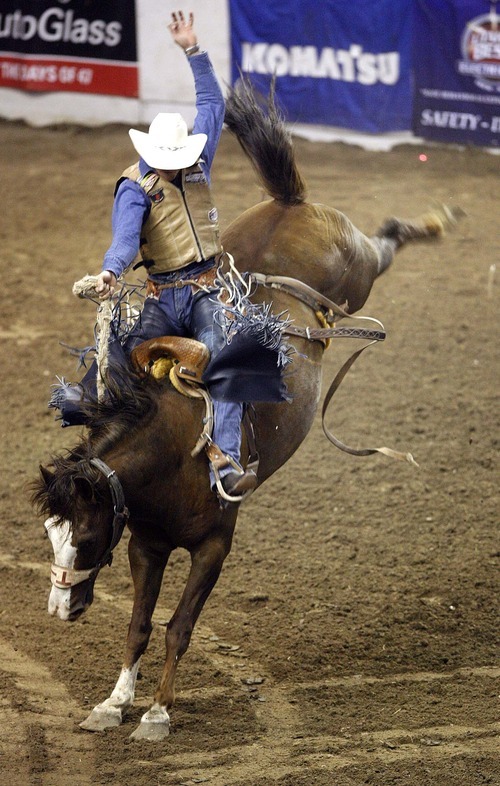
{"left": 0, "top": 53, "right": 138, "bottom": 96}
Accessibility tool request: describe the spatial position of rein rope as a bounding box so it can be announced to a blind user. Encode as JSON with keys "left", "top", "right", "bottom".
{"left": 72, "top": 275, "right": 112, "bottom": 402}
{"left": 251, "top": 272, "right": 417, "bottom": 467}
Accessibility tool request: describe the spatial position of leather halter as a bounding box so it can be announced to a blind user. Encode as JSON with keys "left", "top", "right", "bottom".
{"left": 88, "top": 458, "right": 130, "bottom": 571}
{"left": 49, "top": 458, "right": 129, "bottom": 590}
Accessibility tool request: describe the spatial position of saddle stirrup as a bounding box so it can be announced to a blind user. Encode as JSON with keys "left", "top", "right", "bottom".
{"left": 205, "top": 441, "right": 253, "bottom": 504}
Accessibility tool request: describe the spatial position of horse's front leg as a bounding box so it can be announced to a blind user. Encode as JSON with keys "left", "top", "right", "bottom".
{"left": 80, "top": 533, "right": 170, "bottom": 732}
{"left": 130, "top": 528, "right": 233, "bottom": 742}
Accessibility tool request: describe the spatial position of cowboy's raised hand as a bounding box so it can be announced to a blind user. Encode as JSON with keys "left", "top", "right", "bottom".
{"left": 168, "top": 10, "right": 197, "bottom": 50}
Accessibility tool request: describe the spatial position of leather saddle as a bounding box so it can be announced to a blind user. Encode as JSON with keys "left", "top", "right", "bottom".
{"left": 130, "top": 336, "right": 210, "bottom": 397}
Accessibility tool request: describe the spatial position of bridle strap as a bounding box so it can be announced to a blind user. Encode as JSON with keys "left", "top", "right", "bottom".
{"left": 90, "top": 458, "right": 126, "bottom": 519}
{"left": 89, "top": 457, "right": 130, "bottom": 566}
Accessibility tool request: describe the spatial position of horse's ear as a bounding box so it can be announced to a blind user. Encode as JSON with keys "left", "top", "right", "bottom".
{"left": 74, "top": 475, "right": 96, "bottom": 503}
{"left": 39, "top": 464, "right": 55, "bottom": 488}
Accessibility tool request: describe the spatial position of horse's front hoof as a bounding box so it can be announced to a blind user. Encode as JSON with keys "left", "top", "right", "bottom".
{"left": 129, "top": 704, "right": 170, "bottom": 741}
{"left": 130, "top": 720, "right": 170, "bottom": 742}
{"left": 79, "top": 705, "right": 122, "bottom": 732}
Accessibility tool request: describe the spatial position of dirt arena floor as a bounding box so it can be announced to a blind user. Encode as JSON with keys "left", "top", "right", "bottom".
{"left": 0, "top": 119, "right": 498, "bottom": 786}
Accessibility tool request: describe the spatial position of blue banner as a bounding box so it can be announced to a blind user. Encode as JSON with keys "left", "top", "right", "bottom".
{"left": 413, "top": 0, "right": 500, "bottom": 147}
{"left": 229, "top": 0, "right": 413, "bottom": 133}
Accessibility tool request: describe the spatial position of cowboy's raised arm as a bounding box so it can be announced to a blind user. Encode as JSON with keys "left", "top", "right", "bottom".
{"left": 96, "top": 11, "right": 224, "bottom": 298}
{"left": 169, "top": 11, "right": 225, "bottom": 178}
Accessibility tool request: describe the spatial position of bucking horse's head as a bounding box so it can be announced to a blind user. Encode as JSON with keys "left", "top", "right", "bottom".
{"left": 32, "top": 453, "right": 126, "bottom": 621}
{"left": 33, "top": 367, "right": 155, "bottom": 621}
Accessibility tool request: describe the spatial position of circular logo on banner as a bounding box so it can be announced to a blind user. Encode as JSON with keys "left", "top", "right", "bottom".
{"left": 460, "top": 7, "right": 500, "bottom": 93}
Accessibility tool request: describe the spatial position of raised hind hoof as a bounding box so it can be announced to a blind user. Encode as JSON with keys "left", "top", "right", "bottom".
{"left": 79, "top": 704, "right": 123, "bottom": 732}
{"left": 419, "top": 204, "right": 466, "bottom": 235}
{"left": 130, "top": 720, "right": 170, "bottom": 742}
{"left": 377, "top": 204, "right": 465, "bottom": 248}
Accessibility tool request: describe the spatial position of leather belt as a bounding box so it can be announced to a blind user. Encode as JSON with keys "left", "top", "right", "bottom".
{"left": 147, "top": 265, "right": 218, "bottom": 297}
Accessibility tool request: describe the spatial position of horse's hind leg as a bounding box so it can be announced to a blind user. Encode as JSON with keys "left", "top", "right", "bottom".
{"left": 375, "top": 204, "right": 464, "bottom": 254}
{"left": 367, "top": 203, "right": 465, "bottom": 280}
{"left": 130, "top": 528, "right": 234, "bottom": 742}
{"left": 80, "top": 535, "right": 170, "bottom": 732}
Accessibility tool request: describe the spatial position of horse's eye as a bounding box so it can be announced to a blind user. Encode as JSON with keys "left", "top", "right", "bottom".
{"left": 75, "top": 530, "right": 97, "bottom": 550}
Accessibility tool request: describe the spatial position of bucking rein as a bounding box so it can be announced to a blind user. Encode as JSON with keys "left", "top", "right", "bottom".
{"left": 72, "top": 258, "right": 417, "bottom": 502}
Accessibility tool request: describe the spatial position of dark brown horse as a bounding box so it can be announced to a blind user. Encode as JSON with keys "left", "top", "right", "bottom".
{"left": 32, "top": 81, "right": 460, "bottom": 741}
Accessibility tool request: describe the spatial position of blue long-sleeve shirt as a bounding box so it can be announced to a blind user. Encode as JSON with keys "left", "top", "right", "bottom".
{"left": 102, "top": 51, "right": 225, "bottom": 279}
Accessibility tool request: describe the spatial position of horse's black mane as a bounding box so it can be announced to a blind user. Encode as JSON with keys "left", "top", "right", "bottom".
{"left": 31, "top": 442, "right": 105, "bottom": 522}
{"left": 83, "top": 364, "right": 159, "bottom": 446}
{"left": 32, "top": 365, "right": 160, "bottom": 521}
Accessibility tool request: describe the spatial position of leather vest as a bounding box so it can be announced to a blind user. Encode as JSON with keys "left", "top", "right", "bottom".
{"left": 119, "top": 162, "right": 222, "bottom": 274}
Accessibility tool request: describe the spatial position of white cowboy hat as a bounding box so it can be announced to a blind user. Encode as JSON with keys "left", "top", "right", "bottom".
{"left": 128, "top": 113, "right": 207, "bottom": 170}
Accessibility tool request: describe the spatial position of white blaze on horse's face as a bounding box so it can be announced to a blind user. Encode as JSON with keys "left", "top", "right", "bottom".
{"left": 44, "top": 516, "right": 77, "bottom": 620}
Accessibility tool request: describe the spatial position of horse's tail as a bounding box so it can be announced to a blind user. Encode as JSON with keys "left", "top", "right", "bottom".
{"left": 224, "top": 78, "right": 307, "bottom": 206}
